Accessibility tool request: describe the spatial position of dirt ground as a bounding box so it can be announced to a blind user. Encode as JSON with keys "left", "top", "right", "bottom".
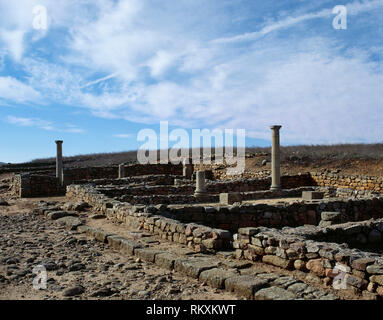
{"left": 212, "top": 157, "right": 383, "bottom": 177}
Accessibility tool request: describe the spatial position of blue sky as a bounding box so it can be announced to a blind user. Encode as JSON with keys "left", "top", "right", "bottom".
{"left": 0, "top": 0, "right": 383, "bottom": 163}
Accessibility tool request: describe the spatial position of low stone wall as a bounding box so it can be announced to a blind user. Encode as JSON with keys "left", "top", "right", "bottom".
{"left": 311, "top": 172, "right": 383, "bottom": 193}
{"left": 66, "top": 184, "right": 231, "bottom": 251}
{"left": 233, "top": 220, "right": 383, "bottom": 298}
{"left": 73, "top": 174, "right": 180, "bottom": 186}
{"left": 205, "top": 174, "right": 314, "bottom": 193}
{"left": 66, "top": 163, "right": 183, "bottom": 182}
{"left": 12, "top": 174, "right": 65, "bottom": 198}
{"left": 161, "top": 195, "right": 383, "bottom": 233}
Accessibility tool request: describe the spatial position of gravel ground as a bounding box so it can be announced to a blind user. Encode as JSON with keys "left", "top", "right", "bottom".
{"left": 0, "top": 212, "right": 237, "bottom": 300}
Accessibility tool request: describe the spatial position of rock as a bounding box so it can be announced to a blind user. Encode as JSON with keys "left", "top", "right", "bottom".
{"left": 376, "top": 286, "right": 383, "bottom": 297}
{"left": 86, "top": 228, "right": 113, "bottom": 243}
{"left": 319, "top": 221, "right": 333, "bottom": 228}
{"left": 154, "top": 253, "right": 178, "bottom": 270}
{"left": 294, "top": 260, "right": 306, "bottom": 271}
{"left": 306, "top": 259, "right": 325, "bottom": 277}
{"left": 369, "top": 275, "right": 383, "bottom": 286}
{"left": 366, "top": 264, "right": 383, "bottom": 275}
{"left": 174, "top": 258, "right": 220, "bottom": 279}
{"left": 254, "top": 286, "right": 296, "bottom": 300}
{"left": 62, "top": 285, "right": 85, "bottom": 297}
{"left": 225, "top": 275, "right": 268, "bottom": 299}
{"left": 47, "top": 211, "right": 75, "bottom": 220}
{"left": 43, "top": 262, "right": 58, "bottom": 271}
{"left": 90, "top": 288, "right": 114, "bottom": 297}
{"left": 361, "top": 291, "right": 379, "bottom": 300}
{"left": 351, "top": 258, "right": 375, "bottom": 271}
{"left": 54, "top": 217, "right": 83, "bottom": 230}
{"left": 199, "top": 268, "right": 238, "bottom": 289}
{"left": 68, "top": 263, "right": 85, "bottom": 272}
{"left": 135, "top": 248, "right": 164, "bottom": 263}
{"left": 119, "top": 239, "right": 144, "bottom": 255}
{"left": 345, "top": 274, "right": 367, "bottom": 290}
{"left": 262, "top": 255, "right": 293, "bottom": 270}
{"left": 321, "top": 212, "right": 341, "bottom": 222}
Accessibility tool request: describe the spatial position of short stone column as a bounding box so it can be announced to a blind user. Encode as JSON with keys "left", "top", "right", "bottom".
{"left": 55, "top": 140, "right": 63, "bottom": 186}
{"left": 118, "top": 164, "right": 125, "bottom": 179}
{"left": 194, "top": 171, "right": 206, "bottom": 196}
{"left": 270, "top": 125, "right": 282, "bottom": 191}
{"left": 182, "top": 158, "right": 193, "bottom": 179}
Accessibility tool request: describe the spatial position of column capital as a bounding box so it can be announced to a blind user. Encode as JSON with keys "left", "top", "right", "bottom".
{"left": 270, "top": 125, "right": 282, "bottom": 131}
{"left": 55, "top": 140, "right": 63, "bottom": 144}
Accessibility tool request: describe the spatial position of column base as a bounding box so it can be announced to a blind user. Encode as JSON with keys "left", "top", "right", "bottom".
{"left": 270, "top": 186, "right": 281, "bottom": 191}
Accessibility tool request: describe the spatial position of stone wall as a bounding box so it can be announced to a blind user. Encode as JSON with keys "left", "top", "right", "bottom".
{"left": 311, "top": 172, "right": 383, "bottom": 193}
{"left": 162, "top": 196, "right": 383, "bottom": 233}
{"left": 205, "top": 174, "right": 314, "bottom": 193}
{"left": 233, "top": 220, "right": 383, "bottom": 297}
{"left": 66, "top": 184, "right": 231, "bottom": 251}
{"left": 66, "top": 163, "right": 183, "bottom": 182}
{"left": 12, "top": 174, "right": 65, "bottom": 198}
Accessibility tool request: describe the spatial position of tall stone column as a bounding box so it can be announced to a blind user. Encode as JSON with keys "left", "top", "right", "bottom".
{"left": 194, "top": 171, "right": 206, "bottom": 196}
{"left": 118, "top": 164, "right": 125, "bottom": 179}
{"left": 270, "top": 125, "right": 282, "bottom": 191}
{"left": 55, "top": 140, "right": 63, "bottom": 186}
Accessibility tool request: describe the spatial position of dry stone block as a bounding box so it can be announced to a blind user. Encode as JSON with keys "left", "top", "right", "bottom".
{"left": 174, "top": 258, "right": 219, "bottom": 278}
{"left": 302, "top": 191, "right": 324, "bottom": 201}
{"left": 366, "top": 264, "right": 383, "bottom": 275}
{"left": 199, "top": 268, "right": 238, "bottom": 289}
{"left": 54, "top": 216, "right": 83, "bottom": 231}
{"left": 120, "top": 238, "right": 144, "bottom": 255}
{"left": 262, "top": 255, "right": 293, "bottom": 270}
{"left": 321, "top": 212, "right": 341, "bottom": 221}
{"left": 254, "top": 286, "right": 296, "bottom": 300}
{"left": 220, "top": 192, "right": 242, "bottom": 205}
{"left": 351, "top": 258, "right": 375, "bottom": 271}
{"left": 306, "top": 259, "right": 326, "bottom": 277}
{"left": 225, "top": 275, "right": 268, "bottom": 299}
{"left": 135, "top": 248, "right": 164, "bottom": 263}
{"left": 155, "top": 253, "right": 179, "bottom": 270}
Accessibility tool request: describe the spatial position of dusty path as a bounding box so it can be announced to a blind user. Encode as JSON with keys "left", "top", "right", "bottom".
{"left": 0, "top": 189, "right": 357, "bottom": 301}
{"left": 0, "top": 211, "right": 238, "bottom": 300}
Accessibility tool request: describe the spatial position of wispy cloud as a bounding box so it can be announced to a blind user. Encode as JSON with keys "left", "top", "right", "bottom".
{"left": 5, "top": 116, "right": 85, "bottom": 133}
{"left": 0, "top": 0, "right": 382, "bottom": 146}
{"left": 6, "top": 116, "right": 54, "bottom": 130}
{"left": 213, "top": 0, "right": 383, "bottom": 44}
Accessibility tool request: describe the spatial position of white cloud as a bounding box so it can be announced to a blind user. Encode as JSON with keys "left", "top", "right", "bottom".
{"left": 6, "top": 116, "right": 53, "bottom": 130}
{"left": 0, "top": 76, "right": 41, "bottom": 104}
{"left": 0, "top": 0, "right": 382, "bottom": 145}
{"left": 5, "top": 115, "right": 85, "bottom": 133}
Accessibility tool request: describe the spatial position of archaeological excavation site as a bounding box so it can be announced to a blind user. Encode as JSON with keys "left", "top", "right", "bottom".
{"left": 2, "top": 128, "right": 383, "bottom": 302}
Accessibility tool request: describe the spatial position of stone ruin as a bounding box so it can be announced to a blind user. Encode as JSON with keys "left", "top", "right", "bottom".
{"left": 6, "top": 125, "right": 383, "bottom": 300}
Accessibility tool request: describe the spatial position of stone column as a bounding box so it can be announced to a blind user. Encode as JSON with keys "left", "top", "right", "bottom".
{"left": 55, "top": 140, "right": 63, "bottom": 186}
{"left": 118, "top": 164, "right": 125, "bottom": 179}
{"left": 270, "top": 125, "right": 282, "bottom": 191}
{"left": 194, "top": 171, "right": 206, "bottom": 196}
{"left": 182, "top": 158, "right": 193, "bottom": 179}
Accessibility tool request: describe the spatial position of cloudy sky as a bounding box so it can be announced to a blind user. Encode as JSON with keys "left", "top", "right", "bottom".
{"left": 0, "top": 0, "right": 382, "bottom": 163}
